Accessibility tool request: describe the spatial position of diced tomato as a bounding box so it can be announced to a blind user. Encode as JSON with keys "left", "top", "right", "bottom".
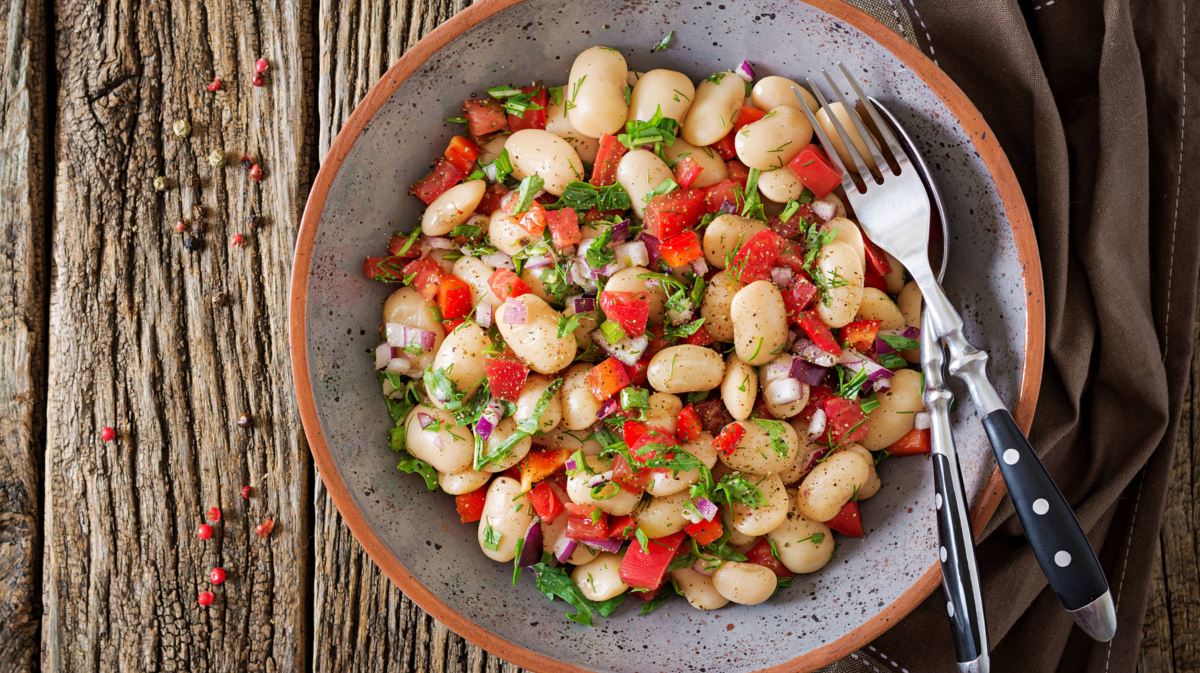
{"left": 563, "top": 503, "right": 600, "bottom": 517}
{"left": 862, "top": 235, "right": 892, "bottom": 277}
{"left": 787, "top": 144, "right": 842, "bottom": 198}
{"left": 712, "top": 422, "right": 745, "bottom": 457}
{"left": 733, "top": 104, "right": 767, "bottom": 130}
{"left": 463, "top": 98, "right": 509, "bottom": 137}
{"left": 488, "top": 268, "right": 531, "bottom": 301}
{"left": 797, "top": 310, "right": 843, "bottom": 356}
{"left": 673, "top": 155, "right": 705, "bottom": 189}
{"left": 628, "top": 424, "right": 675, "bottom": 463}
{"left": 528, "top": 481, "right": 565, "bottom": 523}
{"left": 826, "top": 500, "right": 864, "bottom": 537}
{"left": 585, "top": 357, "right": 631, "bottom": 401}
{"left": 454, "top": 488, "right": 488, "bottom": 523}
{"left": 386, "top": 233, "right": 422, "bottom": 258}
{"left": 725, "top": 159, "right": 750, "bottom": 187}
{"left": 684, "top": 518, "right": 724, "bottom": 545}
{"left": 769, "top": 204, "right": 815, "bottom": 240}
{"left": 711, "top": 132, "right": 737, "bottom": 160}
{"left": 362, "top": 256, "right": 408, "bottom": 283}
{"left": 443, "top": 318, "right": 464, "bottom": 333}
{"left": 782, "top": 276, "right": 819, "bottom": 320}
{"left": 864, "top": 264, "right": 889, "bottom": 291}
{"left": 518, "top": 200, "right": 548, "bottom": 236}
{"left": 703, "top": 179, "right": 742, "bottom": 213}
{"left": 746, "top": 538, "right": 794, "bottom": 578}
{"left": 476, "top": 183, "right": 510, "bottom": 215}
{"left": 599, "top": 290, "right": 651, "bottom": 337}
{"left": 730, "top": 229, "right": 783, "bottom": 284}
{"left": 517, "top": 447, "right": 570, "bottom": 491}
{"left": 890, "top": 428, "right": 932, "bottom": 456}
{"left": 841, "top": 319, "right": 881, "bottom": 352}
{"left": 484, "top": 358, "right": 530, "bottom": 402}
{"left": 823, "top": 397, "right": 869, "bottom": 445}
{"left": 591, "top": 134, "right": 628, "bottom": 186}
{"left": 660, "top": 230, "right": 704, "bottom": 268}
{"left": 506, "top": 84, "right": 548, "bottom": 131}
{"left": 682, "top": 325, "right": 715, "bottom": 347}
{"left": 566, "top": 511, "right": 610, "bottom": 540}
{"left": 437, "top": 275, "right": 474, "bottom": 321}
{"left": 546, "top": 208, "right": 582, "bottom": 248}
{"left": 643, "top": 188, "right": 707, "bottom": 240}
{"left": 444, "top": 135, "right": 481, "bottom": 173}
{"left": 798, "top": 385, "right": 836, "bottom": 425}
{"left": 608, "top": 515, "right": 637, "bottom": 540}
{"left": 676, "top": 405, "right": 703, "bottom": 443}
{"left": 626, "top": 356, "right": 651, "bottom": 386}
{"left": 622, "top": 420, "right": 649, "bottom": 451}
{"left": 411, "top": 158, "right": 466, "bottom": 205}
{"left": 693, "top": 398, "right": 734, "bottom": 435}
{"left": 619, "top": 531, "right": 686, "bottom": 590}
{"left": 644, "top": 323, "right": 667, "bottom": 358}
{"left": 402, "top": 258, "right": 446, "bottom": 300}
{"left": 611, "top": 453, "right": 651, "bottom": 493}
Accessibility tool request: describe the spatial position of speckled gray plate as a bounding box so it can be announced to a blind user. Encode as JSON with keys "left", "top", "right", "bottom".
{"left": 290, "top": 1, "right": 1043, "bottom": 671}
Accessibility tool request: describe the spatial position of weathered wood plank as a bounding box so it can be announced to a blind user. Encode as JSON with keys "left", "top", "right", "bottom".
{"left": 0, "top": 0, "right": 47, "bottom": 670}
{"left": 311, "top": 1, "right": 525, "bottom": 671}
{"left": 42, "top": 2, "right": 314, "bottom": 671}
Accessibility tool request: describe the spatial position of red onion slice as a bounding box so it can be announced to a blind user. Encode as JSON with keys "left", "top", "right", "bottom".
{"left": 807, "top": 408, "right": 828, "bottom": 440}
{"left": 638, "top": 233, "right": 661, "bottom": 266}
{"left": 694, "top": 497, "right": 718, "bottom": 521}
{"left": 580, "top": 538, "right": 623, "bottom": 553}
{"left": 789, "top": 357, "right": 829, "bottom": 386}
{"left": 765, "top": 378, "right": 805, "bottom": 406}
{"left": 591, "top": 330, "right": 649, "bottom": 367}
{"left": 519, "top": 521, "right": 544, "bottom": 567}
{"left": 914, "top": 411, "right": 931, "bottom": 431}
{"left": 375, "top": 343, "right": 393, "bottom": 369}
{"left": 554, "top": 534, "right": 578, "bottom": 564}
{"left": 770, "top": 266, "right": 795, "bottom": 288}
{"left": 586, "top": 470, "right": 614, "bottom": 488}
{"left": 596, "top": 397, "right": 620, "bottom": 421}
{"left": 794, "top": 337, "right": 839, "bottom": 368}
{"left": 416, "top": 411, "right": 435, "bottom": 429}
{"left": 524, "top": 255, "right": 553, "bottom": 270}
{"left": 811, "top": 199, "right": 838, "bottom": 221}
{"left": 385, "top": 323, "right": 437, "bottom": 352}
{"left": 734, "top": 60, "right": 755, "bottom": 81}
{"left": 475, "top": 302, "right": 493, "bottom": 328}
{"left": 691, "top": 557, "right": 716, "bottom": 576}
{"left": 569, "top": 294, "right": 596, "bottom": 314}
{"left": 691, "top": 258, "right": 709, "bottom": 276}
{"left": 385, "top": 358, "right": 412, "bottom": 375}
{"left": 615, "top": 241, "right": 649, "bottom": 268}
{"left": 504, "top": 300, "right": 528, "bottom": 324}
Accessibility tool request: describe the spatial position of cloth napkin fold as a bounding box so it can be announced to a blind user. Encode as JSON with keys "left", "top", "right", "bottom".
{"left": 827, "top": 0, "right": 1200, "bottom": 671}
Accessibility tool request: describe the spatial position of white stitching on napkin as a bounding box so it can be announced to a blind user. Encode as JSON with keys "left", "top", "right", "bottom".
{"left": 867, "top": 645, "right": 911, "bottom": 673}
{"left": 1033, "top": 0, "right": 1057, "bottom": 11}
{"left": 1103, "top": 471, "right": 1146, "bottom": 672}
{"left": 904, "top": 0, "right": 939, "bottom": 64}
{"left": 1163, "top": 0, "right": 1188, "bottom": 357}
{"left": 850, "top": 651, "right": 887, "bottom": 673}
{"left": 882, "top": 0, "right": 909, "bottom": 39}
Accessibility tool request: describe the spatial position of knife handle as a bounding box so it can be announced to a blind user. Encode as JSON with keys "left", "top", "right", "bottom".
{"left": 932, "top": 451, "right": 990, "bottom": 671}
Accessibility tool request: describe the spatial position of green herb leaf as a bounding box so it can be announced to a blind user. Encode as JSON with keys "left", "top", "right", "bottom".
{"left": 620, "top": 386, "right": 650, "bottom": 411}
{"left": 483, "top": 521, "right": 502, "bottom": 551}
{"left": 444, "top": 116, "right": 468, "bottom": 125}
{"left": 779, "top": 199, "right": 801, "bottom": 223}
{"left": 738, "top": 168, "right": 765, "bottom": 220}
{"left": 880, "top": 333, "right": 920, "bottom": 351}
{"left": 584, "top": 222, "right": 618, "bottom": 271}
{"left": 706, "top": 72, "right": 727, "bottom": 85}
{"left": 600, "top": 319, "right": 626, "bottom": 344}
{"left": 557, "top": 314, "right": 582, "bottom": 338}
{"left": 834, "top": 365, "right": 871, "bottom": 400}
{"left": 752, "top": 418, "right": 791, "bottom": 458}
{"left": 423, "top": 366, "right": 465, "bottom": 410}
{"left": 644, "top": 177, "right": 679, "bottom": 204}
{"left": 512, "top": 174, "right": 545, "bottom": 214}
{"left": 651, "top": 31, "right": 674, "bottom": 52}
{"left": 713, "top": 472, "right": 767, "bottom": 507}
{"left": 635, "top": 528, "right": 651, "bottom": 553}
{"left": 396, "top": 453, "right": 439, "bottom": 490}
{"left": 512, "top": 538, "right": 526, "bottom": 586}
{"left": 618, "top": 107, "right": 680, "bottom": 153}
{"left": 553, "top": 180, "right": 632, "bottom": 212}
{"left": 516, "top": 378, "right": 565, "bottom": 435}
{"left": 663, "top": 317, "right": 705, "bottom": 342}
{"left": 530, "top": 559, "right": 625, "bottom": 625}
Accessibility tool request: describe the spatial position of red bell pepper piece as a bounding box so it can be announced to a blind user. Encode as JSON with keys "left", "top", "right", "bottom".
{"left": 517, "top": 200, "right": 548, "bottom": 236}
{"left": 797, "top": 310, "right": 843, "bottom": 356}
{"left": 725, "top": 159, "right": 750, "bottom": 187}
{"left": 864, "top": 264, "right": 889, "bottom": 291}
{"left": 454, "top": 488, "right": 488, "bottom": 523}
{"left": 729, "top": 229, "right": 783, "bottom": 284}
{"left": 862, "top": 234, "right": 893, "bottom": 278}
{"left": 619, "top": 531, "right": 687, "bottom": 590}
{"left": 585, "top": 357, "right": 631, "bottom": 401}
{"left": 746, "top": 538, "right": 794, "bottom": 577}
{"left": 546, "top": 207, "right": 582, "bottom": 248}
{"left": 826, "top": 500, "right": 864, "bottom": 537}
{"left": 703, "top": 179, "right": 742, "bottom": 213}
{"left": 660, "top": 230, "right": 704, "bottom": 268}
{"left": 599, "top": 290, "right": 651, "bottom": 337}
{"left": 712, "top": 422, "right": 745, "bottom": 457}
{"left": 625, "top": 423, "right": 675, "bottom": 463}
{"left": 591, "top": 134, "right": 628, "bottom": 186}
{"left": 462, "top": 98, "right": 509, "bottom": 137}
{"left": 517, "top": 447, "right": 569, "bottom": 491}
{"left": 626, "top": 356, "right": 651, "bottom": 386}
{"left": 673, "top": 155, "right": 705, "bottom": 188}
{"left": 611, "top": 453, "right": 652, "bottom": 493}
{"left": 733, "top": 104, "right": 767, "bottom": 130}
{"left": 822, "top": 397, "right": 869, "bottom": 445}
{"left": 528, "top": 481, "right": 565, "bottom": 523}
{"left": 476, "top": 183, "right": 510, "bottom": 216}
{"left": 682, "top": 325, "right": 715, "bottom": 347}
{"left": 488, "top": 268, "right": 531, "bottom": 301}
{"left": 444, "top": 135, "right": 481, "bottom": 173}
{"left": 676, "top": 404, "right": 703, "bottom": 443}
{"left": 566, "top": 511, "right": 610, "bottom": 540}
{"left": 386, "top": 233, "right": 422, "bottom": 258}
{"left": 841, "top": 319, "right": 881, "bottom": 352}
{"left": 608, "top": 515, "right": 637, "bottom": 540}
{"left": 484, "top": 358, "right": 529, "bottom": 402}
{"left": 797, "top": 385, "right": 836, "bottom": 425}
{"left": 684, "top": 518, "right": 724, "bottom": 545}
{"left": 643, "top": 188, "right": 707, "bottom": 241}
{"left": 787, "top": 144, "right": 842, "bottom": 198}
{"left": 711, "top": 132, "right": 737, "bottom": 160}
{"left": 411, "top": 158, "right": 466, "bottom": 205}
{"left": 889, "top": 428, "right": 932, "bottom": 456}
{"left": 506, "top": 84, "right": 548, "bottom": 131}
{"left": 437, "top": 275, "right": 474, "bottom": 321}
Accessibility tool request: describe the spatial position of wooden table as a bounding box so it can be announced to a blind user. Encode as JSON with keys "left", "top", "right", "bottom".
{"left": 0, "top": 1, "right": 1192, "bottom": 671}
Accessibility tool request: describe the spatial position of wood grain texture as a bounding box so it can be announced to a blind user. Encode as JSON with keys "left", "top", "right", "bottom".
{"left": 1139, "top": 315, "right": 1200, "bottom": 673}
{"left": 0, "top": 0, "right": 47, "bottom": 670}
{"left": 42, "top": 2, "right": 314, "bottom": 670}
{"left": 311, "top": 1, "right": 524, "bottom": 671}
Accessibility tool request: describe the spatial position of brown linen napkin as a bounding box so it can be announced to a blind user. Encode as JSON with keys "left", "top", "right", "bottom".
{"left": 822, "top": 0, "right": 1200, "bottom": 671}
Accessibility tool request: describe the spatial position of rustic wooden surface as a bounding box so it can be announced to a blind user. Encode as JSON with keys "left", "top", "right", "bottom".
{"left": 0, "top": 0, "right": 1192, "bottom": 671}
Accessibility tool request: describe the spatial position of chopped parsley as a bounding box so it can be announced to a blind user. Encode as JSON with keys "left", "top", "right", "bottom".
{"left": 880, "top": 333, "right": 920, "bottom": 351}
{"left": 450, "top": 223, "right": 482, "bottom": 239}
{"left": 860, "top": 393, "right": 881, "bottom": 415}
{"left": 651, "top": 31, "right": 674, "bottom": 52}
{"left": 553, "top": 180, "right": 633, "bottom": 212}
{"left": 799, "top": 532, "right": 827, "bottom": 545}
{"left": 779, "top": 199, "right": 801, "bottom": 224}
{"left": 737, "top": 168, "right": 766, "bottom": 220}
{"left": 834, "top": 365, "right": 871, "bottom": 400}
{"left": 751, "top": 418, "right": 791, "bottom": 458}
{"left": 599, "top": 319, "right": 626, "bottom": 344}
{"left": 512, "top": 174, "right": 545, "bottom": 214}
{"left": 644, "top": 177, "right": 679, "bottom": 203}
{"left": 423, "top": 366, "right": 465, "bottom": 410}
{"left": 482, "top": 521, "right": 502, "bottom": 551}
{"left": 620, "top": 386, "right": 650, "bottom": 411}
{"left": 487, "top": 84, "right": 544, "bottom": 117}
{"left": 713, "top": 472, "right": 767, "bottom": 507}
{"left": 663, "top": 317, "right": 705, "bottom": 342}
{"left": 557, "top": 314, "right": 582, "bottom": 338}
{"left": 706, "top": 72, "right": 728, "bottom": 85}
{"left": 444, "top": 115, "right": 468, "bottom": 125}
{"left": 567, "top": 75, "right": 586, "bottom": 113}
{"left": 483, "top": 148, "right": 515, "bottom": 184}
{"left": 584, "top": 223, "right": 618, "bottom": 271}
{"left": 878, "top": 352, "right": 909, "bottom": 370}
{"left": 530, "top": 558, "right": 625, "bottom": 625}
{"left": 512, "top": 538, "right": 525, "bottom": 586}
{"left": 618, "top": 107, "right": 680, "bottom": 153}
{"left": 635, "top": 528, "right": 651, "bottom": 553}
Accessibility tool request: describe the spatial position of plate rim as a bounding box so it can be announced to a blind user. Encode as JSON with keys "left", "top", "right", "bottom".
{"left": 289, "top": 1, "right": 1045, "bottom": 670}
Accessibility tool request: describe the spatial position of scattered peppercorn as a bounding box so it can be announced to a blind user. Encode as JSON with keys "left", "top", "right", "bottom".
{"left": 255, "top": 518, "right": 275, "bottom": 538}
{"left": 172, "top": 119, "right": 191, "bottom": 137}
{"left": 240, "top": 485, "right": 252, "bottom": 499}
{"left": 182, "top": 235, "right": 202, "bottom": 252}
{"left": 210, "top": 292, "right": 228, "bottom": 308}
{"left": 209, "top": 567, "right": 227, "bottom": 585}
{"left": 197, "top": 591, "right": 215, "bottom": 607}
{"left": 153, "top": 176, "right": 169, "bottom": 191}
{"left": 197, "top": 523, "right": 213, "bottom": 540}
{"left": 255, "top": 58, "right": 270, "bottom": 74}
{"left": 248, "top": 163, "right": 264, "bottom": 182}
{"left": 251, "top": 73, "right": 266, "bottom": 87}
{"left": 240, "top": 155, "right": 254, "bottom": 171}
{"left": 206, "top": 77, "right": 222, "bottom": 92}
{"left": 208, "top": 149, "right": 226, "bottom": 168}
{"left": 174, "top": 219, "right": 189, "bottom": 234}
{"left": 207, "top": 506, "right": 222, "bottom": 522}
{"left": 100, "top": 426, "right": 117, "bottom": 442}
{"left": 231, "top": 233, "right": 247, "bottom": 248}
{"left": 236, "top": 413, "right": 252, "bottom": 429}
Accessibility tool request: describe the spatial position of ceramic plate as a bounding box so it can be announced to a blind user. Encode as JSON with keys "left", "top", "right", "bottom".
{"left": 290, "top": 1, "right": 1043, "bottom": 671}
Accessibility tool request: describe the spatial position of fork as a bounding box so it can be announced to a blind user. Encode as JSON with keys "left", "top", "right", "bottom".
{"left": 795, "top": 66, "right": 1117, "bottom": 644}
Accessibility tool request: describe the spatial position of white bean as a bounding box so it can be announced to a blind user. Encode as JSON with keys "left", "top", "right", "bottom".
{"left": 646, "top": 392, "right": 682, "bottom": 434}
{"left": 421, "top": 179, "right": 486, "bottom": 236}
{"left": 627, "top": 69, "right": 694, "bottom": 122}
{"left": 700, "top": 270, "right": 739, "bottom": 342}
{"left": 757, "top": 167, "right": 803, "bottom": 203}
{"left": 734, "top": 106, "right": 813, "bottom": 170}
{"left": 681, "top": 71, "right": 745, "bottom": 146}
{"left": 712, "top": 561, "right": 777, "bottom": 605}
{"left": 477, "top": 476, "right": 534, "bottom": 562}
{"left": 662, "top": 139, "right": 728, "bottom": 188}
{"left": 405, "top": 405, "right": 474, "bottom": 474}
{"left": 645, "top": 434, "right": 717, "bottom": 497}
{"left": 814, "top": 240, "right": 865, "bottom": 328}
{"left": 751, "top": 76, "right": 818, "bottom": 113}
{"left": 670, "top": 567, "right": 730, "bottom": 610}
{"left": 561, "top": 363, "right": 602, "bottom": 430}
{"left": 514, "top": 375, "right": 563, "bottom": 434}
{"left": 634, "top": 490, "right": 690, "bottom": 538}
{"left": 452, "top": 255, "right": 499, "bottom": 306}
{"left": 816, "top": 101, "right": 879, "bottom": 173}
{"left": 495, "top": 294, "right": 577, "bottom": 374}
{"left": 571, "top": 552, "right": 628, "bottom": 601}
{"left": 721, "top": 354, "right": 758, "bottom": 421}
{"left": 855, "top": 287, "right": 906, "bottom": 329}
{"left": 428, "top": 322, "right": 491, "bottom": 405}
{"left": 505, "top": 129, "right": 585, "bottom": 196}
{"left": 566, "top": 456, "right": 640, "bottom": 515}
{"left": 897, "top": 281, "right": 923, "bottom": 363}
{"left": 439, "top": 469, "right": 490, "bottom": 495}
{"left": 795, "top": 450, "right": 871, "bottom": 522}
{"left": 567, "top": 46, "right": 630, "bottom": 138}
{"left": 487, "top": 208, "right": 536, "bottom": 256}
{"left": 731, "top": 280, "right": 789, "bottom": 366}
{"left": 703, "top": 214, "right": 767, "bottom": 268}
{"left": 768, "top": 504, "right": 835, "bottom": 573}
{"left": 604, "top": 266, "right": 667, "bottom": 324}
{"left": 383, "top": 287, "right": 445, "bottom": 372}
{"left": 862, "top": 368, "right": 924, "bottom": 450}
{"left": 883, "top": 251, "right": 906, "bottom": 294}
{"left": 719, "top": 418, "right": 799, "bottom": 475}
{"left": 730, "top": 473, "right": 789, "bottom": 536}
{"left": 545, "top": 85, "right": 600, "bottom": 163}
{"left": 844, "top": 444, "right": 881, "bottom": 500}
{"left": 647, "top": 345, "right": 724, "bottom": 393}
{"left": 616, "top": 149, "right": 674, "bottom": 218}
